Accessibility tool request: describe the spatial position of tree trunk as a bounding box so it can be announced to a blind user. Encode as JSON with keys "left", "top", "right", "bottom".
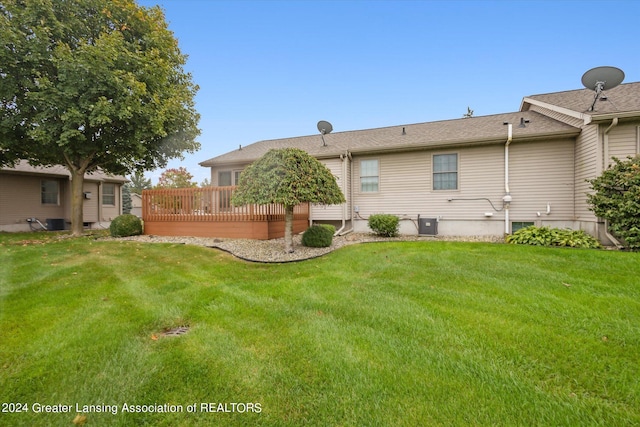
{"left": 284, "top": 205, "right": 294, "bottom": 253}
{"left": 70, "top": 169, "right": 86, "bottom": 236}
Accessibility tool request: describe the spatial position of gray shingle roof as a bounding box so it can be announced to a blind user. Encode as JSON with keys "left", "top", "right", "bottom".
{"left": 523, "top": 81, "right": 640, "bottom": 116}
{"left": 202, "top": 81, "right": 640, "bottom": 167}
{"left": 201, "top": 110, "right": 580, "bottom": 166}
{"left": 0, "top": 160, "right": 128, "bottom": 182}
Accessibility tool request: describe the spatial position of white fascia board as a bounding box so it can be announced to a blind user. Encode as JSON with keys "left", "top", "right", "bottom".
{"left": 521, "top": 97, "right": 592, "bottom": 125}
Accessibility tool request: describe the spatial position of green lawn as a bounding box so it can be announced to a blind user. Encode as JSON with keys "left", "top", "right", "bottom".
{"left": 1, "top": 232, "right": 639, "bottom": 426}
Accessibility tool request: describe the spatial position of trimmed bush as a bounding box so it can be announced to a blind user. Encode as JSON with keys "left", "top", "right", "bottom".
{"left": 506, "top": 226, "right": 601, "bottom": 249}
{"left": 302, "top": 225, "right": 334, "bottom": 248}
{"left": 368, "top": 214, "right": 400, "bottom": 237}
{"left": 110, "top": 214, "right": 143, "bottom": 237}
{"left": 587, "top": 155, "right": 640, "bottom": 251}
{"left": 318, "top": 223, "right": 336, "bottom": 235}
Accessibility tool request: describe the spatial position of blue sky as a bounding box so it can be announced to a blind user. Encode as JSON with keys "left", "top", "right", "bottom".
{"left": 137, "top": 0, "right": 639, "bottom": 184}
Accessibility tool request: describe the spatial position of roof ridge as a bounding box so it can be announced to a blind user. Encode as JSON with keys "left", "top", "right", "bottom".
{"left": 527, "top": 80, "right": 640, "bottom": 98}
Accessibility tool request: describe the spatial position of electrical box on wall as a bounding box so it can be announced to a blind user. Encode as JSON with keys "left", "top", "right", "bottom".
{"left": 83, "top": 192, "right": 92, "bottom": 199}
{"left": 418, "top": 215, "right": 438, "bottom": 235}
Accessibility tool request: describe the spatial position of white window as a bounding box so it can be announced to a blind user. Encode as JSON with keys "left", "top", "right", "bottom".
{"left": 41, "top": 180, "right": 59, "bottom": 205}
{"left": 218, "top": 170, "right": 244, "bottom": 186}
{"left": 433, "top": 154, "right": 458, "bottom": 190}
{"left": 360, "top": 159, "right": 379, "bottom": 192}
{"left": 102, "top": 183, "right": 116, "bottom": 205}
{"left": 512, "top": 221, "right": 534, "bottom": 233}
{"left": 218, "top": 171, "right": 232, "bottom": 186}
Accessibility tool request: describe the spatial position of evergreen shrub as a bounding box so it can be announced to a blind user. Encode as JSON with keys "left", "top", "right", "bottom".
{"left": 368, "top": 214, "right": 400, "bottom": 237}
{"left": 302, "top": 225, "right": 334, "bottom": 248}
{"left": 109, "top": 214, "right": 143, "bottom": 237}
{"left": 319, "top": 224, "right": 336, "bottom": 235}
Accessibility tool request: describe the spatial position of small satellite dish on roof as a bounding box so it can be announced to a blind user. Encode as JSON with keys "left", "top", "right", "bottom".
{"left": 317, "top": 120, "right": 333, "bottom": 146}
{"left": 581, "top": 66, "right": 625, "bottom": 111}
{"left": 317, "top": 120, "right": 333, "bottom": 135}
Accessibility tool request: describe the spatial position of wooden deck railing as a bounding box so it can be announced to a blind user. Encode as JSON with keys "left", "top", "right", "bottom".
{"left": 142, "top": 186, "right": 309, "bottom": 222}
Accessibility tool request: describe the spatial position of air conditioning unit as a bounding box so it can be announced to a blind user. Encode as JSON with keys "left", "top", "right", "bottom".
{"left": 46, "top": 218, "right": 66, "bottom": 231}
{"left": 418, "top": 215, "right": 438, "bottom": 235}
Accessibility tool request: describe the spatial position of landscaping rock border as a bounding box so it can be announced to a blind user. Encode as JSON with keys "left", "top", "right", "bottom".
{"left": 111, "top": 233, "right": 505, "bottom": 263}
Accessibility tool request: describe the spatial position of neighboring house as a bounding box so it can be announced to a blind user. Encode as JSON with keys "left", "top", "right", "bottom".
{"left": 0, "top": 161, "right": 128, "bottom": 232}
{"left": 200, "top": 81, "right": 640, "bottom": 244}
{"left": 130, "top": 192, "right": 143, "bottom": 218}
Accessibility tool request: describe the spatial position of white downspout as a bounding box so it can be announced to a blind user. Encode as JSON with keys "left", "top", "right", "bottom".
{"left": 503, "top": 124, "right": 513, "bottom": 235}
{"left": 335, "top": 153, "right": 347, "bottom": 235}
{"left": 603, "top": 117, "right": 618, "bottom": 169}
{"left": 335, "top": 151, "right": 354, "bottom": 236}
{"left": 602, "top": 118, "right": 623, "bottom": 248}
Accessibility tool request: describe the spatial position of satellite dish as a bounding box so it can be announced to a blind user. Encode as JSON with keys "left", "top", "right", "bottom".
{"left": 317, "top": 120, "right": 333, "bottom": 146}
{"left": 581, "top": 66, "right": 625, "bottom": 91}
{"left": 317, "top": 120, "right": 333, "bottom": 135}
{"left": 581, "top": 66, "right": 625, "bottom": 111}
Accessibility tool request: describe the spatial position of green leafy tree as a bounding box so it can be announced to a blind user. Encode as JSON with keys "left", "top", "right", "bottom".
{"left": 128, "top": 171, "right": 152, "bottom": 195}
{"left": 0, "top": 0, "right": 200, "bottom": 235}
{"left": 232, "top": 148, "right": 345, "bottom": 253}
{"left": 587, "top": 155, "right": 640, "bottom": 250}
{"left": 155, "top": 167, "right": 197, "bottom": 188}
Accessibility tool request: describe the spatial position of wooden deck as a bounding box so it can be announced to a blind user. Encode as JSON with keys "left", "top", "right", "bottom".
{"left": 142, "top": 187, "right": 309, "bottom": 239}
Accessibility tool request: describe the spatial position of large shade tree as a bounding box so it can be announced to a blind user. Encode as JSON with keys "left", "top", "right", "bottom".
{"left": 0, "top": 0, "right": 200, "bottom": 235}
{"left": 232, "top": 148, "right": 345, "bottom": 253}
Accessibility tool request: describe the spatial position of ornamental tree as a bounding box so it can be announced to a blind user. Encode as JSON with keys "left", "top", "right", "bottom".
{"left": 587, "top": 155, "right": 640, "bottom": 250}
{"left": 232, "top": 148, "right": 345, "bottom": 253}
{"left": 0, "top": 0, "right": 200, "bottom": 235}
{"left": 156, "top": 167, "right": 197, "bottom": 188}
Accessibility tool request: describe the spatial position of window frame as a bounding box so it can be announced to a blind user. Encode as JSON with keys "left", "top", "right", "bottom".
{"left": 41, "top": 179, "right": 60, "bottom": 205}
{"left": 432, "top": 153, "right": 459, "bottom": 191}
{"left": 359, "top": 159, "right": 379, "bottom": 193}
{"left": 218, "top": 170, "right": 243, "bottom": 186}
{"left": 102, "top": 183, "right": 116, "bottom": 206}
{"left": 218, "top": 171, "right": 232, "bottom": 187}
{"left": 511, "top": 221, "right": 535, "bottom": 233}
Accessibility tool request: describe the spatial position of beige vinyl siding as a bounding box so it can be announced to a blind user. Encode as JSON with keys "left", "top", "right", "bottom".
{"left": 82, "top": 182, "right": 99, "bottom": 223}
{"left": 352, "top": 145, "right": 505, "bottom": 221}
{"left": 574, "top": 124, "right": 599, "bottom": 220}
{"left": 528, "top": 104, "right": 584, "bottom": 128}
{"left": 608, "top": 123, "right": 640, "bottom": 164}
{"left": 509, "top": 138, "right": 575, "bottom": 221}
{"left": 311, "top": 158, "right": 346, "bottom": 220}
{"left": 0, "top": 173, "right": 66, "bottom": 226}
{"left": 101, "top": 183, "right": 122, "bottom": 221}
